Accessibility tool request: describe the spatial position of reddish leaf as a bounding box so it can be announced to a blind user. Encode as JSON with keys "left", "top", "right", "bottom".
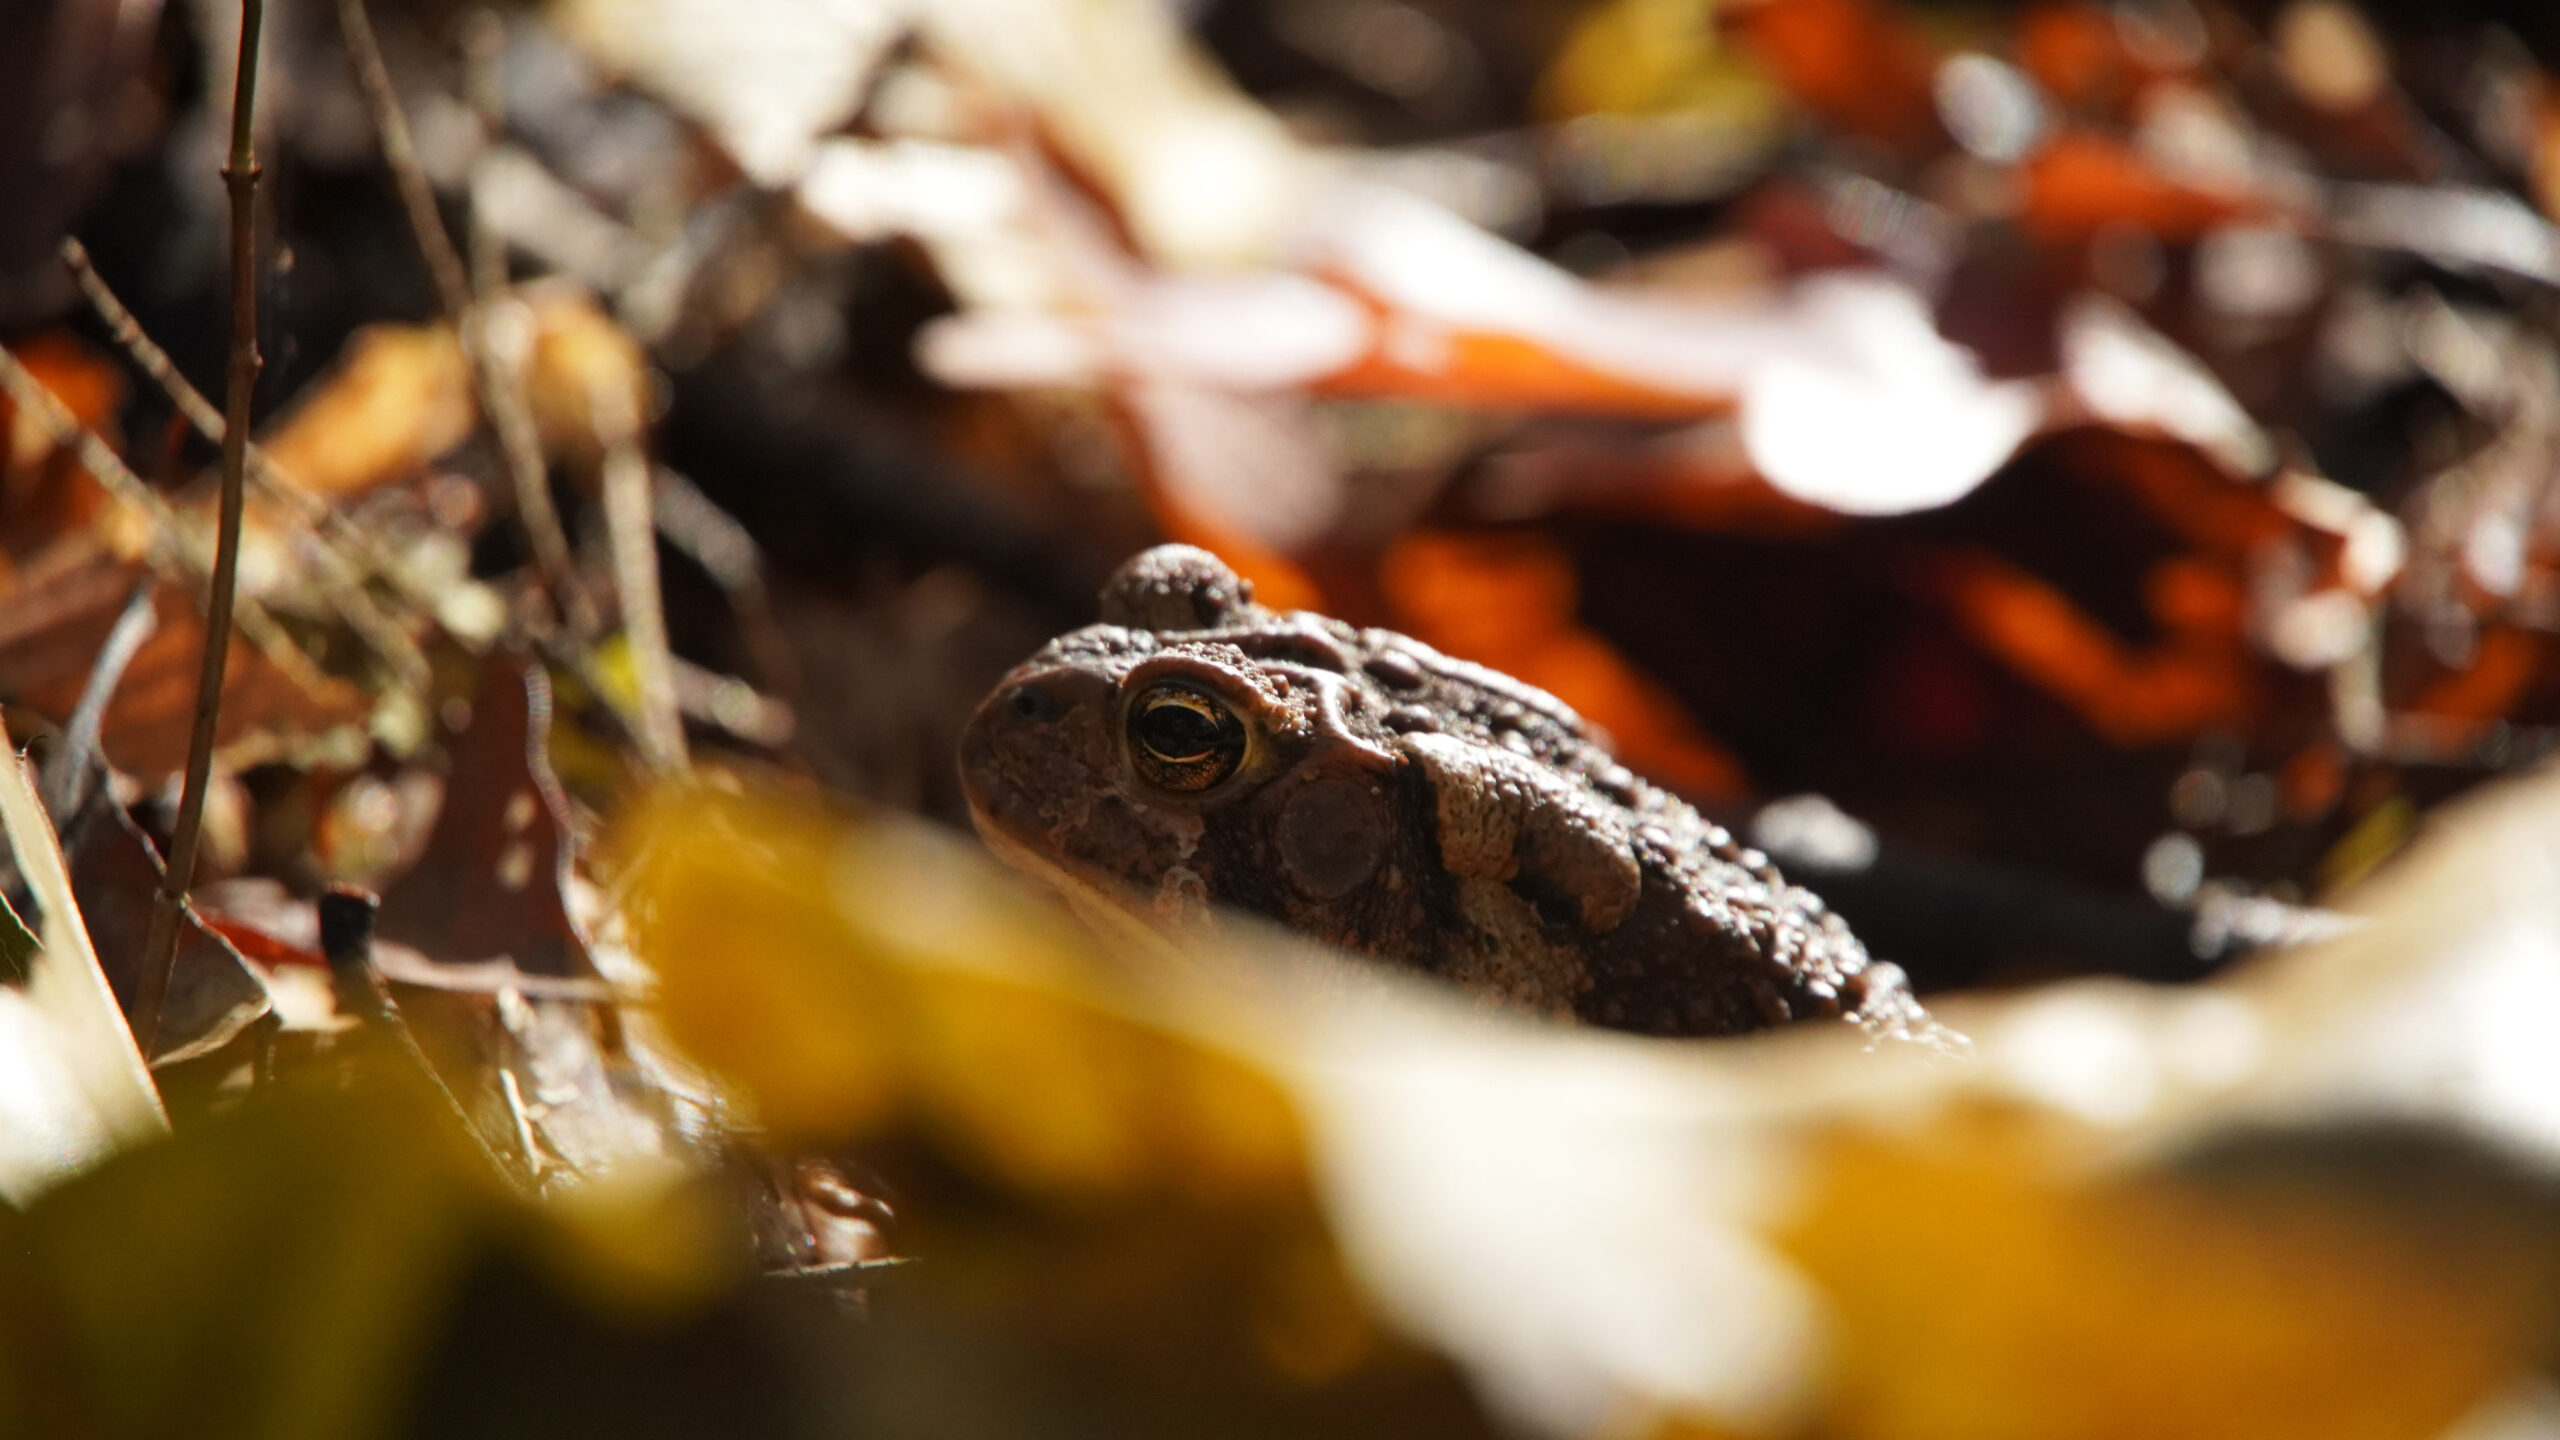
{"left": 0, "top": 553, "right": 366, "bottom": 782}
{"left": 2016, "top": 3, "right": 2134, "bottom": 114}
{"left": 1914, "top": 547, "right": 2257, "bottom": 746}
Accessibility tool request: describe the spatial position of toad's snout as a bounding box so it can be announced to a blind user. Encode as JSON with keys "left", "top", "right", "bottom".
{"left": 957, "top": 663, "right": 1119, "bottom": 842}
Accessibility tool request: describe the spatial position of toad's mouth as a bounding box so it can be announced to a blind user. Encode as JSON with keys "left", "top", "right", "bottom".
{"left": 964, "top": 799, "right": 1197, "bottom": 969}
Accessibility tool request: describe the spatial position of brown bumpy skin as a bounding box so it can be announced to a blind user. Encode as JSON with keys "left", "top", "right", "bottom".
{"left": 959, "top": 545, "right": 1932, "bottom": 1040}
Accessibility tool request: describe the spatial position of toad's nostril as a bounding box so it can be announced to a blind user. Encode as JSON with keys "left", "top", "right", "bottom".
{"left": 1008, "top": 684, "right": 1064, "bottom": 722}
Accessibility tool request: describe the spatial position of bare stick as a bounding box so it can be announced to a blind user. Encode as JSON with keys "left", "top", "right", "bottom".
{"left": 59, "top": 238, "right": 434, "bottom": 695}
{"left": 336, "top": 0, "right": 597, "bottom": 637}
{"left": 136, "top": 0, "right": 265, "bottom": 1056}
{"left": 461, "top": 8, "right": 510, "bottom": 307}
{"left": 463, "top": 15, "right": 597, "bottom": 641}
{"left": 59, "top": 240, "right": 229, "bottom": 438}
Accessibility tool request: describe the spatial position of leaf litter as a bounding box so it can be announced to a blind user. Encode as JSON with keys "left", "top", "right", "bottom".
{"left": 8, "top": 0, "right": 2560, "bottom": 1436}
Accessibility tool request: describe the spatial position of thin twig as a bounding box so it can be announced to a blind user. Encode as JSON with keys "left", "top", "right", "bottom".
{"left": 461, "top": 8, "right": 510, "bottom": 306}
{"left": 136, "top": 0, "right": 265, "bottom": 1057}
{"left": 594, "top": 378, "right": 685, "bottom": 770}
{"left": 60, "top": 238, "right": 434, "bottom": 695}
{"left": 58, "top": 241, "right": 228, "bottom": 435}
{"left": 331, "top": 0, "right": 469, "bottom": 322}
{"left": 335, "top": 0, "right": 597, "bottom": 637}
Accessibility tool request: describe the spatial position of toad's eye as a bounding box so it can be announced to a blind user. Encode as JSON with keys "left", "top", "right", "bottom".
{"left": 1128, "top": 683, "right": 1247, "bottom": 791}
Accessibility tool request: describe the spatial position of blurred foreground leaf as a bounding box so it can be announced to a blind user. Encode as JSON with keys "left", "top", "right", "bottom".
{"left": 620, "top": 784, "right": 1304, "bottom": 1195}
{"left": 0, "top": 1049, "right": 738, "bottom": 1440}
{"left": 619, "top": 783, "right": 1500, "bottom": 1437}
{"left": 1784, "top": 1121, "right": 2560, "bottom": 1440}
{"left": 623, "top": 781, "right": 2560, "bottom": 1440}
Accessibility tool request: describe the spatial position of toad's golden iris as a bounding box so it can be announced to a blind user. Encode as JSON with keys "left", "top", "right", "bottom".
{"left": 1127, "top": 682, "right": 1247, "bottom": 791}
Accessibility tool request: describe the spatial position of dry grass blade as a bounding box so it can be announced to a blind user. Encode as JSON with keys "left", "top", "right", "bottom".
{"left": 136, "top": 0, "right": 266, "bottom": 1057}
{"left": 41, "top": 576, "right": 159, "bottom": 823}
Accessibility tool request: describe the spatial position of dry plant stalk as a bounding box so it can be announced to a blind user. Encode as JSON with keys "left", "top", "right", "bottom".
{"left": 136, "top": 0, "right": 265, "bottom": 1055}
{"left": 595, "top": 380, "right": 686, "bottom": 770}
{"left": 336, "top": 0, "right": 598, "bottom": 638}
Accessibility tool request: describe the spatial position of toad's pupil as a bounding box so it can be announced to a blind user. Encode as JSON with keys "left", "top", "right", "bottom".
{"left": 1138, "top": 696, "right": 1224, "bottom": 759}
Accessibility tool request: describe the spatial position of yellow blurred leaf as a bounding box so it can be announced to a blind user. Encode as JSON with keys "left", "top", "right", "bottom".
{"left": 1539, "top": 0, "right": 1777, "bottom": 119}
{"left": 0, "top": 1052, "right": 742, "bottom": 1440}
{"left": 0, "top": 1061, "right": 480, "bottom": 1440}
{"left": 617, "top": 784, "right": 1505, "bottom": 1437}
{"left": 258, "top": 324, "right": 475, "bottom": 499}
{"left": 619, "top": 784, "right": 1305, "bottom": 1199}
{"left": 1782, "top": 1117, "right": 2556, "bottom": 1440}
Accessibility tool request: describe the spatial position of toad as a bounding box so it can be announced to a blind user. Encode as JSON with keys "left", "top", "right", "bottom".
{"left": 959, "top": 545, "right": 1930, "bottom": 1039}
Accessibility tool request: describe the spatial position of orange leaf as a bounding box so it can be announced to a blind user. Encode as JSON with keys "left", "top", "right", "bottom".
{"left": 2406, "top": 625, "right": 2543, "bottom": 727}
{"left": 2020, "top": 131, "right": 2263, "bottom": 241}
{"left": 2059, "top": 431, "right": 2296, "bottom": 556}
{"left": 0, "top": 331, "right": 125, "bottom": 557}
{"left": 1920, "top": 547, "right": 2253, "bottom": 746}
{"left": 2016, "top": 3, "right": 2130, "bottom": 113}
{"left": 258, "top": 324, "right": 475, "bottom": 498}
{"left": 1723, "top": 0, "right": 1942, "bottom": 148}
{"left": 1381, "top": 530, "right": 1746, "bottom": 798}
{"left": 1317, "top": 317, "right": 1730, "bottom": 421}
{"left": 0, "top": 552, "right": 366, "bottom": 780}
{"left": 1101, "top": 394, "right": 1326, "bottom": 613}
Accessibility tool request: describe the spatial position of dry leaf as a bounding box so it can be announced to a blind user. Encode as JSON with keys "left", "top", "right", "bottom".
{"left": 0, "top": 552, "right": 367, "bottom": 781}
{"left": 376, "top": 656, "right": 595, "bottom": 979}
{"left": 256, "top": 323, "right": 475, "bottom": 500}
